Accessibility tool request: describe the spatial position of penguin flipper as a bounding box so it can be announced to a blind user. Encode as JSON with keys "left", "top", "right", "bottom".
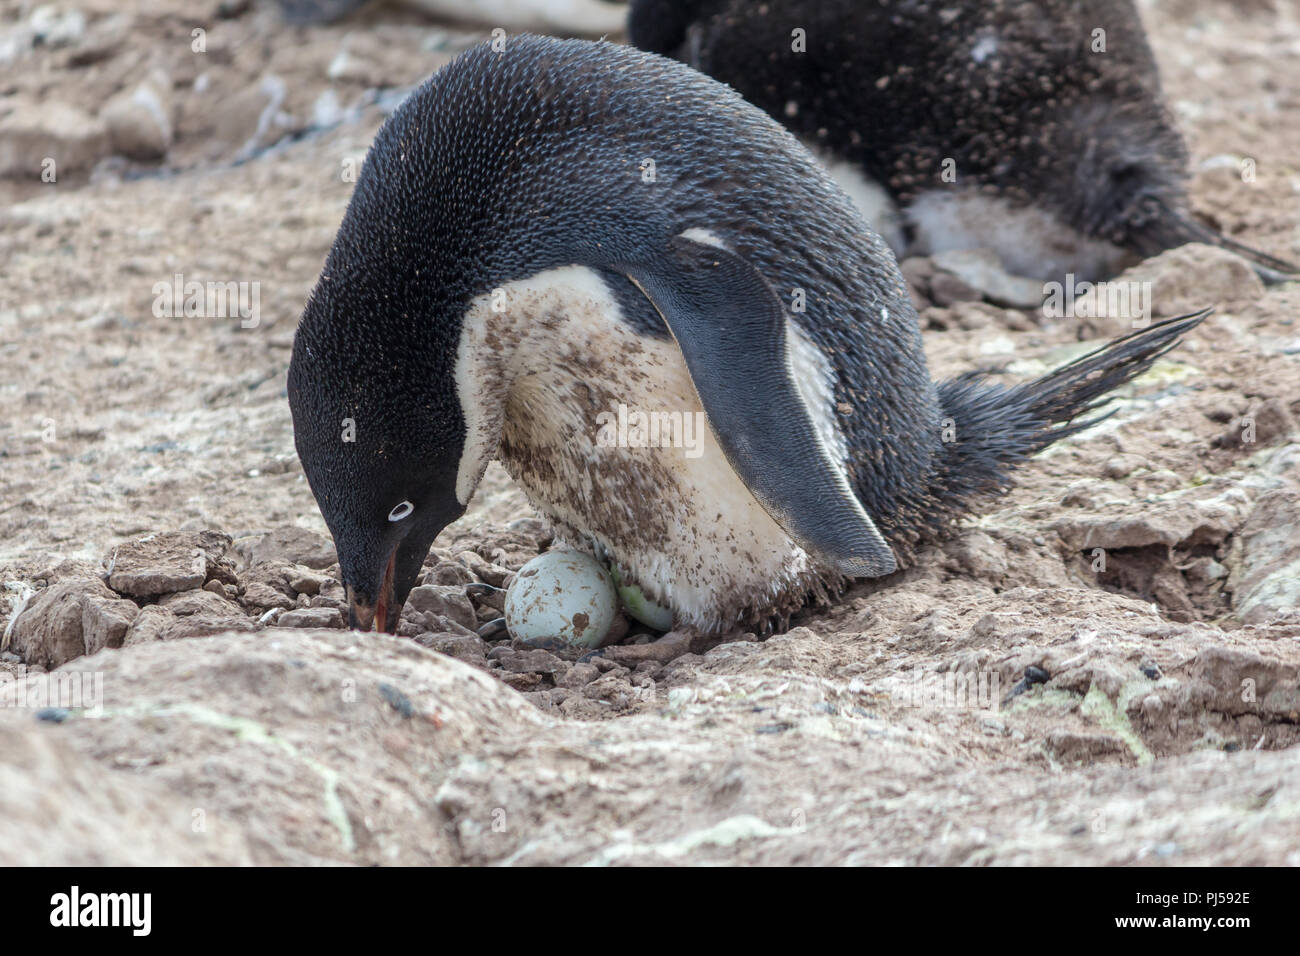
{"left": 617, "top": 235, "right": 898, "bottom": 578}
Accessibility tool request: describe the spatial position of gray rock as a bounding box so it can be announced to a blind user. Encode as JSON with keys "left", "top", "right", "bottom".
{"left": 928, "top": 269, "right": 980, "bottom": 306}
{"left": 419, "top": 633, "right": 490, "bottom": 668}
{"left": 80, "top": 595, "right": 140, "bottom": 656}
{"left": 287, "top": 566, "right": 330, "bottom": 595}
{"left": 1228, "top": 483, "right": 1300, "bottom": 625}
{"left": 943, "top": 531, "right": 1010, "bottom": 581}
{"left": 207, "top": 75, "right": 287, "bottom": 162}
{"left": 240, "top": 581, "right": 295, "bottom": 611}
{"left": 930, "top": 249, "right": 1045, "bottom": 309}
{"left": 100, "top": 70, "right": 173, "bottom": 160}
{"left": 124, "top": 602, "right": 253, "bottom": 645}
{"left": 1101, "top": 454, "right": 1151, "bottom": 480}
{"left": 234, "top": 527, "right": 336, "bottom": 570}
{"left": 1051, "top": 481, "right": 1251, "bottom": 551}
{"left": 899, "top": 255, "right": 935, "bottom": 306}
{"left": 403, "top": 585, "right": 477, "bottom": 632}
{"left": 159, "top": 588, "right": 245, "bottom": 618}
{"left": 106, "top": 530, "right": 232, "bottom": 598}
{"left": 1045, "top": 730, "right": 1131, "bottom": 765}
{"left": 1188, "top": 646, "right": 1300, "bottom": 719}
{"left": 455, "top": 551, "right": 512, "bottom": 588}
{"left": 277, "top": 607, "right": 344, "bottom": 629}
{"left": 8, "top": 579, "right": 130, "bottom": 669}
{"left": 123, "top": 606, "right": 175, "bottom": 646}
{"left": 493, "top": 646, "right": 566, "bottom": 676}
{"left": 0, "top": 99, "right": 110, "bottom": 178}
{"left": 29, "top": 6, "right": 86, "bottom": 47}
{"left": 425, "top": 561, "right": 476, "bottom": 586}
{"left": 1219, "top": 398, "right": 1298, "bottom": 449}
{"left": 557, "top": 662, "right": 600, "bottom": 688}
{"left": 1075, "top": 243, "right": 1264, "bottom": 336}
{"left": 0, "top": 23, "right": 34, "bottom": 66}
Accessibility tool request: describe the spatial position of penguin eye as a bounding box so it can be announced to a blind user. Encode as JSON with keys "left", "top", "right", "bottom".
{"left": 387, "top": 501, "right": 414, "bottom": 522}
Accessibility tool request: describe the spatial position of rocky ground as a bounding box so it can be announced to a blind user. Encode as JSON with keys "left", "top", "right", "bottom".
{"left": 1, "top": 0, "right": 1299, "bottom": 865}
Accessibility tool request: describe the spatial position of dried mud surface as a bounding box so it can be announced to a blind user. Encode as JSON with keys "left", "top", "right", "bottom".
{"left": 1, "top": 0, "right": 1299, "bottom": 865}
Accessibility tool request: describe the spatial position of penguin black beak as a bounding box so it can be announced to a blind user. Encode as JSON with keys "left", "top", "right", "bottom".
{"left": 347, "top": 549, "right": 399, "bottom": 634}
{"left": 1136, "top": 196, "right": 1300, "bottom": 285}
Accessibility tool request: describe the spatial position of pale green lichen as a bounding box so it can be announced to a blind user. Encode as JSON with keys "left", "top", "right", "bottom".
{"left": 1003, "top": 682, "right": 1156, "bottom": 766}
{"left": 584, "top": 814, "right": 793, "bottom": 865}
{"left": 1002, "top": 687, "right": 1079, "bottom": 715}
{"left": 1080, "top": 684, "right": 1154, "bottom": 766}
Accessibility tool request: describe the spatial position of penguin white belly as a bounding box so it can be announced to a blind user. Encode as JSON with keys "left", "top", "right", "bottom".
{"left": 454, "top": 265, "right": 842, "bottom": 633}
{"left": 802, "top": 152, "right": 1129, "bottom": 283}
{"left": 904, "top": 189, "right": 1132, "bottom": 282}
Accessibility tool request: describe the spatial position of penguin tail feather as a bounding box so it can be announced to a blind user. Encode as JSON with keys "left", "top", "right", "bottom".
{"left": 932, "top": 308, "right": 1209, "bottom": 507}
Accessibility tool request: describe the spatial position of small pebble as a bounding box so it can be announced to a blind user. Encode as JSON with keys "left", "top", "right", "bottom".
{"left": 377, "top": 683, "right": 414, "bottom": 719}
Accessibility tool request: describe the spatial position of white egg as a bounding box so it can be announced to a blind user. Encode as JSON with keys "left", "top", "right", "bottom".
{"left": 609, "top": 564, "right": 675, "bottom": 631}
{"left": 504, "top": 550, "right": 618, "bottom": 648}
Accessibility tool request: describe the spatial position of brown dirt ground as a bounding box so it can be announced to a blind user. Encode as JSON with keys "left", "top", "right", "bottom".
{"left": 1, "top": 0, "right": 1299, "bottom": 865}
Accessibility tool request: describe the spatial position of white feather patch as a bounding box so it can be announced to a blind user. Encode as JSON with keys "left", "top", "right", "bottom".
{"left": 451, "top": 263, "right": 843, "bottom": 631}
{"left": 906, "top": 189, "right": 1130, "bottom": 281}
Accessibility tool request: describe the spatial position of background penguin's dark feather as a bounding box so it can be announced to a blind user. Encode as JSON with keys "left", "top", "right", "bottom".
{"left": 629, "top": 0, "right": 1173, "bottom": 213}
{"left": 628, "top": 0, "right": 1297, "bottom": 281}
{"left": 626, "top": 0, "right": 724, "bottom": 55}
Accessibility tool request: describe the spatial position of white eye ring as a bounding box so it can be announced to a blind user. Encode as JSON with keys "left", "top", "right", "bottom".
{"left": 388, "top": 501, "right": 414, "bottom": 522}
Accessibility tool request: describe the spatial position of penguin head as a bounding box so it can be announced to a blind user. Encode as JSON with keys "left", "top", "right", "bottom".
{"left": 287, "top": 272, "right": 469, "bottom": 634}
{"left": 1053, "top": 96, "right": 1190, "bottom": 250}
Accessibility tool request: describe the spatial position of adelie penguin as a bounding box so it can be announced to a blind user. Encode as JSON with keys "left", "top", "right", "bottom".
{"left": 628, "top": 0, "right": 1298, "bottom": 284}
{"left": 288, "top": 36, "right": 1207, "bottom": 638}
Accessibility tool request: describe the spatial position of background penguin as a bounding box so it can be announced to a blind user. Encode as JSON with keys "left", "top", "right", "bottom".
{"left": 627, "top": 0, "right": 1298, "bottom": 284}
{"left": 287, "top": 35, "right": 1206, "bottom": 638}
{"left": 277, "top": 0, "right": 627, "bottom": 35}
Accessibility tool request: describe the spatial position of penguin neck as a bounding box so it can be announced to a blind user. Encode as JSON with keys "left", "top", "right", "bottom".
{"left": 451, "top": 264, "right": 618, "bottom": 506}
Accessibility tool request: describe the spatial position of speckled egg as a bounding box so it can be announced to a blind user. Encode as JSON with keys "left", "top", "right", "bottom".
{"left": 504, "top": 550, "right": 618, "bottom": 648}
{"left": 609, "top": 564, "right": 675, "bottom": 631}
